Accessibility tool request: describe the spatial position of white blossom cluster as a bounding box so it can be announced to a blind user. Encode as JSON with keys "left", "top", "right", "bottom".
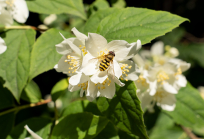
{"left": 133, "top": 41, "right": 190, "bottom": 112}
{"left": 54, "top": 27, "right": 141, "bottom": 101}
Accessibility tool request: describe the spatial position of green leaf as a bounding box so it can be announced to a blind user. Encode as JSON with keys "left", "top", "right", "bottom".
{"left": 0, "top": 29, "right": 36, "bottom": 101}
{"left": 26, "top": 0, "right": 86, "bottom": 20}
{"left": 164, "top": 83, "right": 204, "bottom": 130}
{"left": 21, "top": 80, "right": 42, "bottom": 103}
{"left": 93, "top": 122, "right": 119, "bottom": 139}
{"left": 150, "top": 113, "right": 187, "bottom": 139}
{"left": 51, "top": 78, "right": 68, "bottom": 102}
{"left": 61, "top": 100, "right": 101, "bottom": 119}
{"left": 7, "top": 117, "right": 52, "bottom": 139}
{"left": 29, "top": 28, "right": 73, "bottom": 81}
{"left": 51, "top": 112, "right": 109, "bottom": 139}
{"left": 0, "top": 112, "right": 15, "bottom": 139}
{"left": 0, "top": 81, "right": 15, "bottom": 110}
{"left": 97, "top": 7, "right": 188, "bottom": 44}
{"left": 84, "top": 8, "right": 120, "bottom": 34}
{"left": 97, "top": 81, "right": 148, "bottom": 139}
{"left": 118, "top": 130, "right": 139, "bottom": 139}
{"left": 88, "top": 0, "right": 110, "bottom": 16}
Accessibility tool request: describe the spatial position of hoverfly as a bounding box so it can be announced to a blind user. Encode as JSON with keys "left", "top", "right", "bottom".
{"left": 89, "top": 51, "right": 115, "bottom": 77}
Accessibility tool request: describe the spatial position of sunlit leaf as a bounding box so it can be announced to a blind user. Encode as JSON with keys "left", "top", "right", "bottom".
{"left": 0, "top": 29, "right": 36, "bottom": 101}
{"left": 29, "top": 28, "right": 73, "bottom": 81}
{"left": 26, "top": 0, "right": 86, "bottom": 20}
{"left": 97, "top": 81, "right": 148, "bottom": 139}
{"left": 97, "top": 8, "right": 188, "bottom": 44}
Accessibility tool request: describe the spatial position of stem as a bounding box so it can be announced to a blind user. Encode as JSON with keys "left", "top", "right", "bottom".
{"left": 0, "top": 99, "right": 52, "bottom": 116}
{"left": 1, "top": 26, "right": 47, "bottom": 32}
{"left": 181, "top": 126, "right": 202, "bottom": 139}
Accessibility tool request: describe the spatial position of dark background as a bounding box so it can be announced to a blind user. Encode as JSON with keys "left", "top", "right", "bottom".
{"left": 25, "top": 0, "right": 204, "bottom": 97}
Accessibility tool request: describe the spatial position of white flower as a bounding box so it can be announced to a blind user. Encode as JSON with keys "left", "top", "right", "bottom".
{"left": 68, "top": 71, "right": 125, "bottom": 101}
{"left": 82, "top": 33, "right": 141, "bottom": 83}
{"left": 0, "top": 37, "right": 7, "bottom": 54}
{"left": 0, "top": 0, "right": 29, "bottom": 25}
{"left": 54, "top": 27, "right": 88, "bottom": 76}
{"left": 138, "top": 87, "right": 176, "bottom": 112}
{"left": 24, "top": 125, "right": 42, "bottom": 139}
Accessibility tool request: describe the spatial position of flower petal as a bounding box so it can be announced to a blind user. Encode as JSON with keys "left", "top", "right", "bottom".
{"left": 91, "top": 71, "right": 108, "bottom": 84}
{"left": 0, "top": 9, "right": 13, "bottom": 26}
{"left": 86, "top": 33, "right": 107, "bottom": 57}
{"left": 157, "top": 93, "right": 176, "bottom": 111}
{"left": 55, "top": 38, "right": 75, "bottom": 55}
{"left": 163, "top": 82, "right": 178, "bottom": 94}
{"left": 24, "top": 125, "right": 42, "bottom": 139}
{"left": 0, "top": 37, "right": 7, "bottom": 54}
{"left": 176, "top": 75, "right": 187, "bottom": 87}
{"left": 113, "top": 77, "right": 125, "bottom": 87}
{"left": 81, "top": 53, "right": 98, "bottom": 76}
{"left": 137, "top": 92, "right": 153, "bottom": 111}
{"left": 68, "top": 84, "right": 80, "bottom": 92}
{"left": 86, "top": 81, "right": 98, "bottom": 101}
{"left": 113, "top": 60, "right": 122, "bottom": 79}
{"left": 69, "top": 72, "right": 89, "bottom": 86}
{"left": 151, "top": 41, "right": 164, "bottom": 56}
{"left": 99, "top": 80, "right": 115, "bottom": 99}
{"left": 120, "top": 60, "right": 138, "bottom": 81}
{"left": 149, "top": 81, "right": 157, "bottom": 96}
{"left": 132, "top": 54, "right": 144, "bottom": 68}
{"left": 71, "top": 27, "right": 87, "bottom": 45}
{"left": 125, "top": 40, "right": 142, "bottom": 59}
{"left": 13, "top": 0, "right": 29, "bottom": 23}
{"left": 106, "top": 40, "right": 129, "bottom": 61}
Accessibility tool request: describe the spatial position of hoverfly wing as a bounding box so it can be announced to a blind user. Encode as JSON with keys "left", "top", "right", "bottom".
{"left": 107, "top": 61, "right": 115, "bottom": 79}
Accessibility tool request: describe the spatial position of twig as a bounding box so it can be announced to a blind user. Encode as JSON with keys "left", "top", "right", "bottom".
{"left": 1, "top": 26, "right": 48, "bottom": 32}
{"left": 0, "top": 99, "right": 52, "bottom": 116}
{"left": 184, "top": 32, "right": 204, "bottom": 43}
{"left": 181, "top": 126, "right": 202, "bottom": 139}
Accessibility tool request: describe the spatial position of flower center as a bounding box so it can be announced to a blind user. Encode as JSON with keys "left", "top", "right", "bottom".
{"left": 154, "top": 91, "right": 167, "bottom": 102}
{"left": 174, "top": 68, "right": 182, "bottom": 76}
{"left": 64, "top": 55, "right": 80, "bottom": 74}
{"left": 97, "top": 49, "right": 109, "bottom": 57}
{"left": 120, "top": 64, "right": 132, "bottom": 81}
{"left": 78, "top": 82, "right": 88, "bottom": 90}
{"left": 95, "top": 77, "right": 111, "bottom": 90}
{"left": 157, "top": 71, "right": 169, "bottom": 84}
{"left": 79, "top": 45, "right": 87, "bottom": 55}
{"left": 5, "top": 0, "right": 15, "bottom": 7}
{"left": 137, "top": 75, "right": 148, "bottom": 86}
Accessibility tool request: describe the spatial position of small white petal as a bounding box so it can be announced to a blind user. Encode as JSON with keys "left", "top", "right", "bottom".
{"left": 163, "top": 82, "right": 178, "bottom": 94}
{"left": 69, "top": 72, "right": 89, "bottom": 86}
{"left": 113, "top": 60, "right": 122, "bottom": 79}
{"left": 113, "top": 77, "right": 125, "bottom": 87}
{"left": 132, "top": 54, "right": 144, "bottom": 68}
{"left": 157, "top": 93, "right": 176, "bottom": 111}
{"left": 68, "top": 84, "right": 80, "bottom": 92}
{"left": 0, "top": 9, "right": 13, "bottom": 26}
{"left": 71, "top": 27, "right": 87, "bottom": 45}
{"left": 86, "top": 81, "right": 98, "bottom": 101}
{"left": 86, "top": 33, "right": 107, "bottom": 57}
{"left": 24, "top": 125, "right": 42, "bottom": 139}
{"left": 99, "top": 81, "right": 115, "bottom": 99}
{"left": 13, "top": 0, "right": 29, "bottom": 23}
{"left": 81, "top": 53, "right": 98, "bottom": 76}
{"left": 176, "top": 75, "right": 187, "bottom": 87}
{"left": 91, "top": 71, "right": 108, "bottom": 84}
{"left": 0, "top": 37, "right": 7, "bottom": 54}
{"left": 106, "top": 40, "right": 129, "bottom": 61}
{"left": 43, "top": 14, "right": 57, "bottom": 25}
{"left": 55, "top": 38, "right": 75, "bottom": 55}
{"left": 149, "top": 81, "right": 157, "bottom": 96}
{"left": 151, "top": 41, "right": 164, "bottom": 56}
{"left": 137, "top": 92, "right": 153, "bottom": 111}
{"left": 125, "top": 40, "right": 142, "bottom": 59}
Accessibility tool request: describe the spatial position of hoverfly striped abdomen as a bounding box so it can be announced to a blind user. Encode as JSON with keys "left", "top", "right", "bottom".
{"left": 99, "top": 51, "right": 115, "bottom": 71}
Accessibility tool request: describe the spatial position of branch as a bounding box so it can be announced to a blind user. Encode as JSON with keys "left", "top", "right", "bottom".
{"left": 181, "top": 126, "right": 202, "bottom": 139}
{"left": 0, "top": 99, "right": 52, "bottom": 116}
{"left": 1, "top": 26, "right": 48, "bottom": 32}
